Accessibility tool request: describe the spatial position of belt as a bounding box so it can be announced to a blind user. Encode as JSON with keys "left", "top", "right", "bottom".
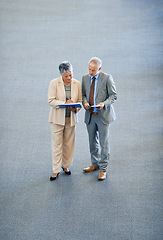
{"left": 92, "top": 112, "right": 98, "bottom": 115}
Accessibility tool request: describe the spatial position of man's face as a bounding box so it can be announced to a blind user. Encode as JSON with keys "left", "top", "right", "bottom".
{"left": 88, "top": 63, "right": 101, "bottom": 77}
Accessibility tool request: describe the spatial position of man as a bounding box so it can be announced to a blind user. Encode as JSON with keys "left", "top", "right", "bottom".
{"left": 82, "top": 57, "right": 117, "bottom": 181}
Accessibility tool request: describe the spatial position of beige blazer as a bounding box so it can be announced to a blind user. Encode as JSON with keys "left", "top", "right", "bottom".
{"left": 48, "top": 77, "right": 82, "bottom": 126}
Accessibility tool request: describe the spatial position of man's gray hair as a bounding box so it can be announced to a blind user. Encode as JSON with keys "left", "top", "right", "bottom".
{"left": 88, "top": 57, "right": 102, "bottom": 68}
{"left": 59, "top": 61, "right": 73, "bottom": 75}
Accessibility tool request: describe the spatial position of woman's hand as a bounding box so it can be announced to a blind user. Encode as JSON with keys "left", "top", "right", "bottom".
{"left": 69, "top": 107, "right": 77, "bottom": 113}
{"left": 65, "top": 98, "right": 77, "bottom": 113}
{"left": 65, "top": 98, "right": 73, "bottom": 104}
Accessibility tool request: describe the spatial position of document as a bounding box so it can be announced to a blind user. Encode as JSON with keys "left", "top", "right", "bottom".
{"left": 59, "top": 103, "right": 82, "bottom": 108}
{"left": 90, "top": 105, "right": 101, "bottom": 108}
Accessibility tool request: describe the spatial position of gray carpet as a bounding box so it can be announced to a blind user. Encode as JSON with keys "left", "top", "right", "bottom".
{"left": 0, "top": 0, "right": 163, "bottom": 239}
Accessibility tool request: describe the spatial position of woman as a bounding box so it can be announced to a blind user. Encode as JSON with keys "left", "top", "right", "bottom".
{"left": 48, "top": 61, "right": 82, "bottom": 181}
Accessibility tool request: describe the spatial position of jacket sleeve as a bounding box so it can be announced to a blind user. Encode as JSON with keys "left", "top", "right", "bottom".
{"left": 48, "top": 80, "right": 65, "bottom": 108}
{"left": 103, "top": 75, "right": 117, "bottom": 108}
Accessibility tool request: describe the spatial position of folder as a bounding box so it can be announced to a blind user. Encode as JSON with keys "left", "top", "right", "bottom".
{"left": 59, "top": 103, "right": 82, "bottom": 108}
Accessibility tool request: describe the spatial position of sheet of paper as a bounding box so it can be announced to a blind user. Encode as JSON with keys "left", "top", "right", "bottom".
{"left": 90, "top": 105, "right": 101, "bottom": 108}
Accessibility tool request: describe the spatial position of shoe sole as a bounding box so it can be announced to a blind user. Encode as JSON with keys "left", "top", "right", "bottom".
{"left": 98, "top": 178, "right": 106, "bottom": 181}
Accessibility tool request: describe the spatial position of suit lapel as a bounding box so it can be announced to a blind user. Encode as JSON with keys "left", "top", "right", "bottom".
{"left": 95, "top": 72, "right": 102, "bottom": 98}
{"left": 58, "top": 76, "right": 66, "bottom": 99}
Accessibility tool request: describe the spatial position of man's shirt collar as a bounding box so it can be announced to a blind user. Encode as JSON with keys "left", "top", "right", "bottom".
{"left": 91, "top": 72, "right": 99, "bottom": 80}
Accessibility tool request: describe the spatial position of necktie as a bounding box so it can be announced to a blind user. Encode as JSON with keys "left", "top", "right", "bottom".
{"left": 89, "top": 76, "right": 96, "bottom": 113}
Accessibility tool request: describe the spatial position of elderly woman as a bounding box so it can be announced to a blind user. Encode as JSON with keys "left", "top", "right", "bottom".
{"left": 48, "top": 61, "right": 82, "bottom": 181}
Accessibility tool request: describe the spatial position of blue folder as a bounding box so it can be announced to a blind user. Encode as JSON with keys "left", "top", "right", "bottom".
{"left": 59, "top": 103, "right": 82, "bottom": 108}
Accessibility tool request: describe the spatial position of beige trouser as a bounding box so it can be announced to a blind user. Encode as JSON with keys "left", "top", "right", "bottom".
{"left": 50, "top": 118, "right": 75, "bottom": 173}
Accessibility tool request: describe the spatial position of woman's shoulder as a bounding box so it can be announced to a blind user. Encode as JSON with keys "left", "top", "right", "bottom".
{"left": 50, "top": 77, "right": 62, "bottom": 84}
{"left": 72, "top": 78, "right": 81, "bottom": 85}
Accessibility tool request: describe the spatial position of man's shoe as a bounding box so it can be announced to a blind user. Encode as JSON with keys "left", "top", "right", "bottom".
{"left": 98, "top": 171, "right": 107, "bottom": 181}
{"left": 83, "top": 164, "right": 100, "bottom": 172}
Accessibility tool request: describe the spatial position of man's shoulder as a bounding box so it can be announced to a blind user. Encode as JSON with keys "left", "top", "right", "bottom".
{"left": 82, "top": 73, "right": 89, "bottom": 79}
{"left": 99, "top": 72, "right": 114, "bottom": 83}
{"left": 99, "top": 72, "right": 111, "bottom": 78}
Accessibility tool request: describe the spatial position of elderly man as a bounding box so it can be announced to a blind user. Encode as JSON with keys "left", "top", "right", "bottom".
{"left": 82, "top": 57, "right": 117, "bottom": 181}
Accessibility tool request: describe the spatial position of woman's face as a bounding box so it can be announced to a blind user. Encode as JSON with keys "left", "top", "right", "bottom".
{"left": 62, "top": 71, "right": 72, "bottom": 85}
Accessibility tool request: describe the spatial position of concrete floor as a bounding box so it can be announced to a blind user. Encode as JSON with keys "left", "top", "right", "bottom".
{"left": 0, "top": 0, "right": 163, "bottom": 239}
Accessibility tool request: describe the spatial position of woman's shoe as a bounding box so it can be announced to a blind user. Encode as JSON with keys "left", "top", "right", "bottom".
{"left": 50, "top": 173, "right": 59, "bottom": 181}
{"left": 62, "top": 167, "right": 71, "bottom": 175}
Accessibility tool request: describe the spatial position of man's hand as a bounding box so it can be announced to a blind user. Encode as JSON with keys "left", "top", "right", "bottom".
{"left": 96, "top": 102, "right": 105, "bottom": 110}
{"left": 84, "top": 102, "right": 91, "bottom": 110}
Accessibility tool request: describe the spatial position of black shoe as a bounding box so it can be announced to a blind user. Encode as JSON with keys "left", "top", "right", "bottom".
{"left": 50, "top": 173, "right": 59, "bottom": 181}
{"left": 62, "top": 167, "right": 71, "bottom": 175}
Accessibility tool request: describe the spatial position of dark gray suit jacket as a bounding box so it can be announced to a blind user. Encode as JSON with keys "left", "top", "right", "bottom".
{"left": 82, "top": 72, "right": 117, "bottom": 125}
